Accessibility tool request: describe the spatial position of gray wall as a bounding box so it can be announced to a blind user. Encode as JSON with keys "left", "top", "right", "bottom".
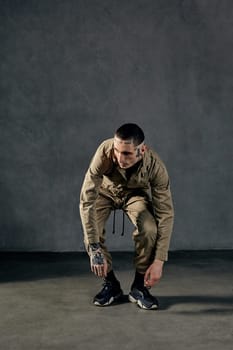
{"left": 0, "top": 0, "right": 232, "bottom": 252}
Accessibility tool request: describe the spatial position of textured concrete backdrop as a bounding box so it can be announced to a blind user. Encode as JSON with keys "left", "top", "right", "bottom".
{"left": 0, "top": 0, "right": 232, "bottom": 251}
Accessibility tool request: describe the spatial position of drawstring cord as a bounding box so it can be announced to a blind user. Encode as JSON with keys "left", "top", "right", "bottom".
{"left": 112, "top": 209, "right": 125, "bottom": 236}
{"left": 121, "top": 211, "right": 125, "bottom": 236}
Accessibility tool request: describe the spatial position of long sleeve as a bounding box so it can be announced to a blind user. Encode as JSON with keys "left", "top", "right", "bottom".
{"left": 79, "top": 140, "right": 113, "bottom": 244}
{"left": 79, "top": 168, "right": 103, "bottom": 244}
{"left": 150, "top": 160, "right": 174, "bottom": 261}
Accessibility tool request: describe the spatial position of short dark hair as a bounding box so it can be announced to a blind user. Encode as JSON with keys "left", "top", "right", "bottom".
{"left": 115, "top": 123, "right": 145, "bottom": 146}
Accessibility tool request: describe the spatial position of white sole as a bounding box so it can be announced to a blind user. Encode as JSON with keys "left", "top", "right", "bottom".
{"left": 94, "top": 292, "right": 123, "bottom": 307}
{"left": 94, "top": 296, "right": 114, "bottom": 306}
{"left": 128, "top": 294, "right": 158, "bottom": 310}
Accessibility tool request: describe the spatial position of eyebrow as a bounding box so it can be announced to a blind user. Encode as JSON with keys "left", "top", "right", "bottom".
{"left": 114, "top": 146, "right": 134, "bottom": 155}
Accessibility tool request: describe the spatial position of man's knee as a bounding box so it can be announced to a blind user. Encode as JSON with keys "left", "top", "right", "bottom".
{"left": 135, "top": 212, "right": 157, "bottom": 240}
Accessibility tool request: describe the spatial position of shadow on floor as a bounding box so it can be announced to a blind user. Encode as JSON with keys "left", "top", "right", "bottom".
{"left": 158, "top": 295, "right": 233, "bottom": 313}
{"left": 91, "top": 293, "right": 233, "bottom": 314}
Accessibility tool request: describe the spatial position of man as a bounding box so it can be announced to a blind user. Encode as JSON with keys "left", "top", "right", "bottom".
{"left": 79, "top": 123, "right": 174, "bottom": 310}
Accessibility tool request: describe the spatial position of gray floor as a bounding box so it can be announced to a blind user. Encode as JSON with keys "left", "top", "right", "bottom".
{"left": 0, "top": 251, "right": 232, "bottom": 350}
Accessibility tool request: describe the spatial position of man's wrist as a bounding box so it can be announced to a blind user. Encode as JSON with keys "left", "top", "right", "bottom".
{"left": 89, "top": 243, "right": 104, "bottom": 265}
{"left": 89, "top": 243, "right": 101, "bottom": 251}
{"left": 153, "top": 259, "right": 164, "bottom": 266}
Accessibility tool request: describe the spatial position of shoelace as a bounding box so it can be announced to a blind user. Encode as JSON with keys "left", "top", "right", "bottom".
{"left": 103, "top": 280, "right": 112, "bottom": 289}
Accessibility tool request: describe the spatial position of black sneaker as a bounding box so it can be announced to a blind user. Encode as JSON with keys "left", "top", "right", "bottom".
{"left": 93, "top": 280, "right": 123, "bottom": 306}
{"left": 128, "top": 287, "right": 159, "bottom": 310}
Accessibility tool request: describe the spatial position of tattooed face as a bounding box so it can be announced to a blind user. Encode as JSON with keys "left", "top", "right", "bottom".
{"left": 113, "top": 137, "right": 145, "bottom": 169}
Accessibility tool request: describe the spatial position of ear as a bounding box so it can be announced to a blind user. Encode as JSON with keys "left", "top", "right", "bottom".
{"left": 136, "top": 144, "right": 146, "bottom": 157}
{"left": 141, "top": 144, "right": 146, "bottom": 154}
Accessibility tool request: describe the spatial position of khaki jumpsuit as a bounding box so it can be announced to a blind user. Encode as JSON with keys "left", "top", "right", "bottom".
{"left": 79, "top": 139, "right": 174, "bottom": 273}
